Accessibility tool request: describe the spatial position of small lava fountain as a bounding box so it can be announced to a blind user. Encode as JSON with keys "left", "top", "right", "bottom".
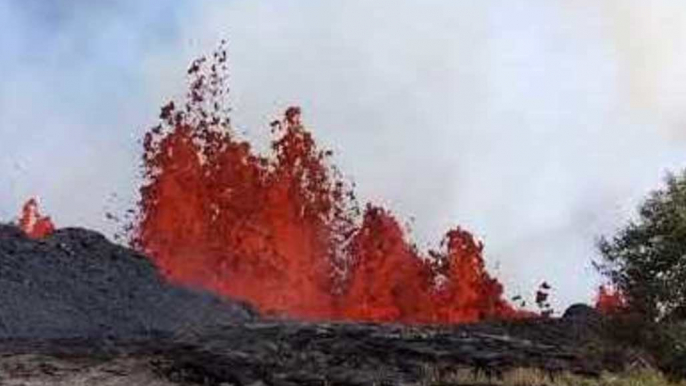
{"left": 19, "top": 198, "right": 55, "bottom": 239}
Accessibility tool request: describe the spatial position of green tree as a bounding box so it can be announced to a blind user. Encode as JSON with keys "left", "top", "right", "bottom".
{"left": 597, "top": 171, "right": 686, "bottom": 322}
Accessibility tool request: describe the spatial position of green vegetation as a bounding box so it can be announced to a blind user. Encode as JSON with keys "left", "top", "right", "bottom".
{"left": 596, "top": 171, "right": 686, "bottom": 321}
{"left": 595, "top": 171, "right": 686, "bottom": 380}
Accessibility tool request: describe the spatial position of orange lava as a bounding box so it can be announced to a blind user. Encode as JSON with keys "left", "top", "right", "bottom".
{"left": 133, "top": 46, "right": 525, "bottom": 323}
{"left": 595, "top": 285, "right": 626, "bottom": 314}
{"left": 19, "top": 198, "right": 55, "bottom": 238}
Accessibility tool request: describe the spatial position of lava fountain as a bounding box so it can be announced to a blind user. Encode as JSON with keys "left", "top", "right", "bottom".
{"left": 595, "top": 285, "right": 627, "bottom": 314}
{"left": 19, "top": 198, "right": 55, "bottom": 239}
{"left": 132, "top": 45, "right": 522, "bottom": 324}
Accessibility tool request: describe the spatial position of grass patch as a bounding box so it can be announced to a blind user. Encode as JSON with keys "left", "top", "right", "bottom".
{"left": 423, "top": 367, "right": 686, "bottom": 386}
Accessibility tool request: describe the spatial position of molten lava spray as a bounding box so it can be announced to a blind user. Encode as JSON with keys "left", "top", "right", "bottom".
{"left": 133, "top": 46, "right": 523, "bottom": 323}
{"left": 19, "top": 198, "right": 55, "bottom": 239}
{"left": 595, "top": 285, "right": 626, "bottom": 314}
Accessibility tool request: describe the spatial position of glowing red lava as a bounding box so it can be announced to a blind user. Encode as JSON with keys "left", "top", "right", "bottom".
{"left": 19, "top": 198, "right": 55, "bottom": 239}
{"left": 132, "top": 47, "right": 525, "bottom": 324}
{"left": 595, "top": 285, "right": 626, "bottom": 314}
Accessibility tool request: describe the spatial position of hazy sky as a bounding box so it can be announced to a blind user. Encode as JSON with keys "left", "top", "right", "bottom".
{"left": 3, "top": 1, "right": 686, "bottom": 312}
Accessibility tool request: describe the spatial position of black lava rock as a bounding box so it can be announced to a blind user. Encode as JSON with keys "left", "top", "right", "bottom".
{"left": 0, "top": 224, "right": 257, "bottom": 341}
{"left": 0, "top": 224, "right": 628, "bottom": 384}
{"left": 563, "top": 303, "right": 602, "bottom": 321}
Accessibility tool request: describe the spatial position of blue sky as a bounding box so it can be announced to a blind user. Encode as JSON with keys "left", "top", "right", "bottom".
{"left": 3, "top": 1, "right": 686, "bottom": 312}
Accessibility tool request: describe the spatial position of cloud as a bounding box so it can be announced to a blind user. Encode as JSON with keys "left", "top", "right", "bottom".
{"left": 564, "top": 1, "right": 686, "bottom": 138}
{"left": 0, "top": 1, "right": 190, "bottom": 232}
{"left": 3, "top": 1, "right": 686, "bottom": 311}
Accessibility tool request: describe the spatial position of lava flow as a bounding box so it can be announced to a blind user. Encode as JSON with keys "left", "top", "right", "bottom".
{"left": 130, "top": 46, "right": 524, "bottom": 324}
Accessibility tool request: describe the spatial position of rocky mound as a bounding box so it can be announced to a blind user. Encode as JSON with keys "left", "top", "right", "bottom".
{"left": 0, "top": 224, "right": 257, "bottom": 341}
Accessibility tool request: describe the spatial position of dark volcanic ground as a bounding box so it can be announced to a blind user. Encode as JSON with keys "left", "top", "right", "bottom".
{"left": 0, "top": 224, "right": 257, "bottom": 341}
{"left": 0, "top": 224, "right": 627, "bottom": 385}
